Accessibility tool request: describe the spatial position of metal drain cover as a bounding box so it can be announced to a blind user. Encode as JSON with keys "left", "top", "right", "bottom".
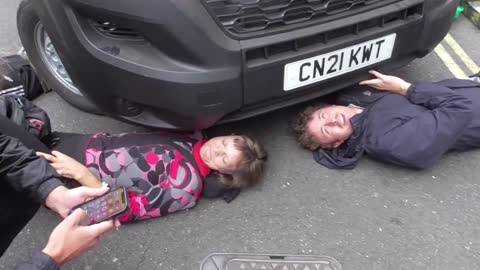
{"left": 201, "top": 253, "right": 342, "bottom": 270}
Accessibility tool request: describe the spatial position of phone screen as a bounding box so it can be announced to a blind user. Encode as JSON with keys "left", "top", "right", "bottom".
{"left": 77, "top": 188, "right": 128, "bottom": 225}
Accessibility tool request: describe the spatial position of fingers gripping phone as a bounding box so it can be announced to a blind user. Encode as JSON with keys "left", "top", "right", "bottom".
{"left": 73, "top": 188, "right": 129, "bottom": 225}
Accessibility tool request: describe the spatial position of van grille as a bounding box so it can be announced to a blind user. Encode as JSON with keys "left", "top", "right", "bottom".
{"left": 245, "top": 3, "right": 423, "bottom": 65}
{"left": 203, "top": 0, "right": 403, "bottom": 37}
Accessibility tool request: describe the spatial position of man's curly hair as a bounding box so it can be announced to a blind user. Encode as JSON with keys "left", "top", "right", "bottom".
{"left": 293, "top": 104, "right": 329, "bottom": 150}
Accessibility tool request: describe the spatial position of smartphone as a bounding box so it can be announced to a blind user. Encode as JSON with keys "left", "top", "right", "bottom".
{"left": 73, "top": 187, "right": 129, "bottom": 225}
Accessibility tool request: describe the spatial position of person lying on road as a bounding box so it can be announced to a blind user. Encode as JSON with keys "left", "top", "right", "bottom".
{"left": 37, "top": 131, "right": 267, "bottom": 223}
{"left": 293, "top": 70, "right": 480, "bottom": 170}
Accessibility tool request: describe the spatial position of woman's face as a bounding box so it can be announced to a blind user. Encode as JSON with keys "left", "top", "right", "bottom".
{"left": 200, "top": 136, "right": 244, "bottom": 173}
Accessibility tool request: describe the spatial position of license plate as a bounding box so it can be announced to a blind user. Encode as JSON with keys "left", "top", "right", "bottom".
{"left": 283, "top": 33, "right": 396, "bottom": 91}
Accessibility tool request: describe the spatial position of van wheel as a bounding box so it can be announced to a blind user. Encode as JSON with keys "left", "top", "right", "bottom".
{"left": 17, "top": 0, "right": 101, "bottom": 114}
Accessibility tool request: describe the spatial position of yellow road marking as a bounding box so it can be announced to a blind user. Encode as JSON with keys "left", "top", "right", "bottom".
{"left": 444, "top": 34, "right": 480, "bottom": 74}
{"left": 434, "top": 43, "right": 468, "bottom": 79}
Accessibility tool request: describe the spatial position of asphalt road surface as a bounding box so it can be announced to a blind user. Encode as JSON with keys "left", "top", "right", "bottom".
{"left": 1, "top": 1, "right": 480, "bottom": 269}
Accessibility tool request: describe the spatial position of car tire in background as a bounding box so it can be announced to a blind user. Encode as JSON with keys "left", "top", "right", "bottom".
{"left": 16, "top": 0, "right": 101, "bottom": 114}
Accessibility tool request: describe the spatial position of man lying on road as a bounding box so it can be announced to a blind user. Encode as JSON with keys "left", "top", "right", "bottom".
{"left": 294, "top": 70, "right": 480, "bottom": 170}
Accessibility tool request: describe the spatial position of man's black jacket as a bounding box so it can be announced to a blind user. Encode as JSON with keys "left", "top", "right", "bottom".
{"left": 314, "top": 79, "right": 480, "bottom": 169}
{"left": 0, "top": 131, "right": 63, "bottom": 269}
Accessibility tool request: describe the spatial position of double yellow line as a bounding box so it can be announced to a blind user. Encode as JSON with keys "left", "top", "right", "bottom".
{"left": 434, "top": 34, "right": 479, "bottom": 79}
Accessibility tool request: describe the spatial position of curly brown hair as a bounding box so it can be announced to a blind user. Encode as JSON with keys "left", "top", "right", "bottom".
{"left": 217, "top": 135, "right": 268, "bottom": 189}
{"left": 293, "top": 104, "right": 329, "bottom": 150}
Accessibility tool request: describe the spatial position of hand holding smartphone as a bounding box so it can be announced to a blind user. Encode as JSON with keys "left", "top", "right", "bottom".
{"left": 72, "top": 187, "right": 129, "bottom": 226}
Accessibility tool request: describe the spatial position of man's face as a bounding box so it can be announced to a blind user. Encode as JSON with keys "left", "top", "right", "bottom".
{"left": 307, "top": 105, "right": 356, "bottom": 148}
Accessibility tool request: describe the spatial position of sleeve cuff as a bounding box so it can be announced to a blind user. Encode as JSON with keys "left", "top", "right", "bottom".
{"left": 32, "top": 252, "right": 59, "bottom": 270}
{"left": 15, "top": 251, "right": 59, "bottom": 270}
{"left": 37, "top": 178, "right": 64, "bottom": 203}
{"left": 405, "top": 83, "right": 417, "bottom": 99}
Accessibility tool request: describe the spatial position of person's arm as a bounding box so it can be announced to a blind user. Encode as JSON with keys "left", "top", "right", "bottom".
{"left": 15, "top": 209, "right": 115, "bottom": 270}
{"left": 360, "top": 71, "right": 474, "bottom": 169}
{"left": 76, "top": 171, "right": 102, "bottom": 188}
{"left": 0, "top": 135, "right": 117, "bottom": 269}
{"left": 36, "top": 151, "right": 102, "bottom": 188}
{"left": 0, "top": 135, "right": 104, "bottom": 216}
{"left": 0, "top": 134, "right": 63, "bottom": 203}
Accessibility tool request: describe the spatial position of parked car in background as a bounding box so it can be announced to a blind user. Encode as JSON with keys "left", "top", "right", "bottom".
{"left": 17, "top": 0, "right": 459, "bottom": 130}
